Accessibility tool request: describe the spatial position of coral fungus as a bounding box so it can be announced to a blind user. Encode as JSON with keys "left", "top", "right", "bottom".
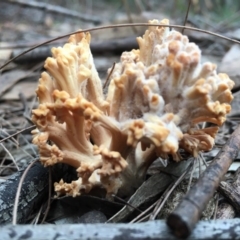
{"left": 32, "top": 19, "right": 234, "bottom": 197}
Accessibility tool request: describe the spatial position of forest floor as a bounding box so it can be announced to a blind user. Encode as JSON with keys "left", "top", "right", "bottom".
{"left": 1, "top": 1, "right": 240, "bottom": 239}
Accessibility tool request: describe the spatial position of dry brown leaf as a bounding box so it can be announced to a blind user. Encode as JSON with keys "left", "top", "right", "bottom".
{"left": 0, "top": 70, "right": 35, "bottom": 98}
{"left": 220, "top": 44, "right": 240, "bottom": 76}
{"left": 1, "top": 80, "right": 37, "bottom": 100}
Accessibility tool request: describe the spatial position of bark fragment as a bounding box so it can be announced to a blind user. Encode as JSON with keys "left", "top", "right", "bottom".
{"left": 0, "top": 162, "right": 49, "bottom": 224}
{"left": 218, "top": 166, "right": 240, "bottom": 212}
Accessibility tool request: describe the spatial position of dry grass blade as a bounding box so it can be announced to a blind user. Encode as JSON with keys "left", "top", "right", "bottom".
{"left": 131, "top": 183, "right": 174, "bottom": 223}
{"left": 0, "top": 127, "right": 19, "bottom": 146}
{"left": 197, "top": 155, "right": 203, "bottom": 177}
{"left": 213, "top": 193, "right": 219, "bottom": 220}
{"left": 40, "top": 167, "right": 52, "bottom": 224}
{"left": 12, "top": 159, "right": 39, "bottom": 225}
{"left": 0, "top": 143, "right": 19, "bottom": 171}
{"left": 32, "top": 204, "right": 43, "bottom": 225}
{"left": 112, "top": 194, "right": 142, "bottom": 213}
{"left": 18, "top": 134, "right": 38, "bottom": 158}
{"left": 129, "top": 200, "right": 158, "bottom": 224}
{"left": 149, "top": 162, "right": 193, "bottom": 221}
{"left": 199, "top": 152, "right": 209, "bottom": 168}
{"left": 0, "top": 125, "right": 35, "bottom": 144}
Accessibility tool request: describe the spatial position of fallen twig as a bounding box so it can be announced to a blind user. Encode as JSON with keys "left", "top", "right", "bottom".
{"left": 3, "top": 0, "right": 101, "bottom": 24}
{"left": 167, "top": 124, "right": 240, "bottom": 238}
{"left": 1, "top": 219, "right": 240, "bottom": 239}
{"left": 218, "top": 166, "right": 240, "bottom": 212}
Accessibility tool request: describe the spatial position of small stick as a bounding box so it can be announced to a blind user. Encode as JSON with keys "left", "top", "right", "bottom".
{"left": 103, "top": 62, "right": 115, "bottom": 89}
{"left": 182, "top": 0, "right": 192, "bottom": 34}
{"left": 167, "top": 124, "right": 240, "bottom": 239}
